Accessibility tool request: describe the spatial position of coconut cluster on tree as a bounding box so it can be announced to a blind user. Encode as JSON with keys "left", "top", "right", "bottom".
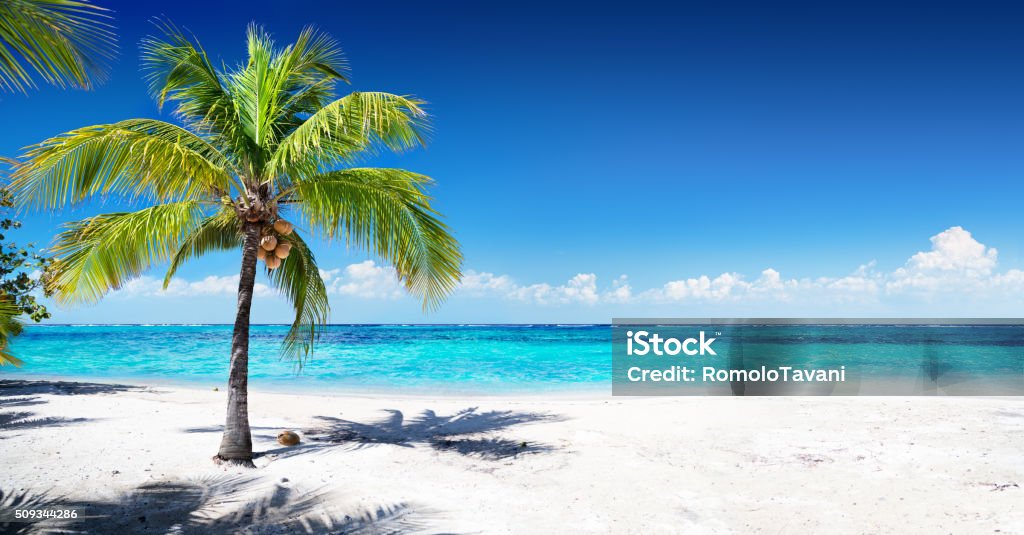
{"left": 258, "top": 219, "right": 294, "bottom": 270}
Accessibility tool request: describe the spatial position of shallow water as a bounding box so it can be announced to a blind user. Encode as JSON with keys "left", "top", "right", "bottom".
{"left": 5, "top": 324, "right": 1022, "bottom": 394}
{"left": 6, "top": 324, "right": 610, "bottom": 394}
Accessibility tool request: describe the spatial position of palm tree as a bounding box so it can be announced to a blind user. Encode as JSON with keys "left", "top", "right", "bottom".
{"left": 0, "top": 0, "right": 116, "bottom": 92}
{"left": 9, "top": 23, "right": 462, "bottom": 466}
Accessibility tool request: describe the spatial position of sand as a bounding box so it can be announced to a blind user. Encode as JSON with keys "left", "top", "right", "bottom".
{"left": 1, "top": 379, "right": 1022, "bottom": 534}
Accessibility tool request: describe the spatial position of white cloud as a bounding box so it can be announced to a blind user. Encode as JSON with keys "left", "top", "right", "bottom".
{"left": 623, "top": 227, "right": 1016, "bottom": 306}
{"left": 117, "top": 275, "right": 275, "bottom": 299}
{"left": 327, "top": 260, "right": 404, "bottom": 300}
{"left": 886, "top": 226, "right": 1000, "bottom": 294}
{"left": 111, "top": 260, "right": 403, "bottom": 304}
{"left": 508, "top": 273, "right": 600, "bottom": 305}
{"left": 318, "top": 268, "right": 342, "bottom": 282}
{"left": 460, "top": 270, "right": 516, "bottom": 295}
{"left": 648, "top": 272, "right": 748, "bottom": 302}
{"left": 101, "top": 227, "right": 1024, "bottom": 312}
{"left": 605, "top": 275, "right": 632, "bottom": 303}
{"left": 993, "top": 269, "right": 1024, "bottom": 293}
{"left": 436, "top": 226, "right": 1023, "bottom": 309}
{"left": 905, "top": 226, "right": 996, "bottom": 275}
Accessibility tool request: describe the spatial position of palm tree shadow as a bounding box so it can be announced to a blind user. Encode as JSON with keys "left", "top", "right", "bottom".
{"left": 0, "top": 410, "right": 90, "bottom": 434}
{"left": 0, "top": 379, "right": 142, "bottom": 397}
{"left": 1, "top": 477, "right": 451, "bottom": 534}
{"left": 0, "top": 380, "right": 140, "bottom": 435}
{"left": 292, "top": 407, "right": 564, "bottom": 461}
{"left": 181, "top": 424, "right": 296, "bottom": 445}
{"left": 210, "top": 486, "right": 440, "bottom": 535}
{"left": 0, "top": 396, "right": 46, "bottom": 408}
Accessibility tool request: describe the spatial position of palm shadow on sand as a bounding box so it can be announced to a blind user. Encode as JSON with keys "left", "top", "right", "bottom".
{"left": 1, "top": 476, "right": 449, "bottom": 535}
{"left": 182, "top": 424, "right": 295, "bottom": 445}
{"left": 183, "top": 407, "right": 564, "bottom": 461}
{"left": 289, "top": 407, "right": 565, "bottom": 461}
{"left": 0, "top": 379, "right": 142, "bottom": 398}
{"left": 0, "top": 380, "right": 143, "bottom": 435}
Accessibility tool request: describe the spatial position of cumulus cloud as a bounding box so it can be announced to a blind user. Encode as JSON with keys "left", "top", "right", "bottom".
{"left": 507, "top": 273, "right": 600, "bottom": 305}
{"left": 114, "top": 261, "right": 405, "bottom": 302}
{"left": 460, "top": 270, "right": 516, "bottom": 295}
{"left": 636, "top": 226, "right": 1018, "bottom": 305}
{"left": 605, "top": 275, "right": 632, "bottom": 303}
{"left": 905, "top": 226, "right": 996, "bottom": 275}
{"left": 648, "top": 272, "right": 746, "bottom": 302}
{"left": 117, "top": 275, "right": 275, "bottom": 299}
{"left": 886, "top": 226, "right": 1003, "bottom": 294}
{"left": 326, "top": 260, "right": 404, "bottom": 300}
{"left": 103, "top": 227, "right": 1024, "bottom": 311}
{"left": 441, "top": 226, "right": 1024, "bottom": 308}
{"left": 318, "top": 268, "right": 342, "bottom": 282}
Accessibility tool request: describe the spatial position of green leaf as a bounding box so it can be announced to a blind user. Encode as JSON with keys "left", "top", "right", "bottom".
{"left": 142, "top": 21, "right": 228, "bottom": 119}
{"left": 268, "top": 92, "right": 429, "bottom": 180}
{"left": 266, "top": 231, "right": 329, "bottom": 364}
{"left": 0, "top": 0, "right": 117, "bottom": 93}
{"left": 163, "top": 207, "right": 242, "bottom": 288}
{"left": 289, "top": 168, "right": 462, "bottom": 310}
{"left": 141, "top": 21, "right": 252, "bottom": 165}
{"left": 47, "top": 202, "right": 208, "bottom": 304}
{"left": 0, "top": 298, "right": 25, "bottom": 366}
{"left": 10, "top": 119, "right": 235, "bottom": 209}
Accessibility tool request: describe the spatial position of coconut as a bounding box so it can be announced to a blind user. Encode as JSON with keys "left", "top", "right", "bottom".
{"left": 274, "top": 242, "right": 292, "bottom": 259}
{"left": 273, "top": 219, "right": 294, "bottom": 235}
{"left": 265, "top": 255, "right": 282, "bottom": 269}
{"left": 245, "top": 213, "right": 260, "bottom": 223}
{"left": 260, "top": 235, "right": 278, "bottom": 251}
{"left": 277, "top": 430, "right": 300, "bottom": 446}
{"left": 256, "top": 248, "right": 267, "bottom": 260}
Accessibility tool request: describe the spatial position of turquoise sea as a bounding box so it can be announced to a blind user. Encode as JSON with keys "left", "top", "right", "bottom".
{"left": 6, "top": 324, "right": 610, "bottom": 394}
{"left": 4, "top": 324, "right": 1023, "bottom": 394}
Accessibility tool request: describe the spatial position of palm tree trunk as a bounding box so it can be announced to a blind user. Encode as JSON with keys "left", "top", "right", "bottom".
{"left": 216, "top": 221, "right": 260, "bottom": 466}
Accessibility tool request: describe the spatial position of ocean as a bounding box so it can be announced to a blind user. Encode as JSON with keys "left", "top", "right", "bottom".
{"left": 5, "top": 324, "right": 1023, "bottom": 395}
{"left": 5, "top": 324, "right": 609, "bottom": 394}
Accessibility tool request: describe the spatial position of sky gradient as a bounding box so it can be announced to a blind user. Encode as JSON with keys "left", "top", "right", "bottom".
{"left": 2, "top": 0, "right": 1023, "bottom": 323}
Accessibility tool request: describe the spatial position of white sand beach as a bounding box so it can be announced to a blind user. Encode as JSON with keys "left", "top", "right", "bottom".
{"left": 1, "top": 379, "right": 1022, "bottom": 534}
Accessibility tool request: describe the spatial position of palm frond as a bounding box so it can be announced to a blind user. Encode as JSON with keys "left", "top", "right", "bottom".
{"left": 0, "top": 299, "right": 25, "bottom": 366}
{"left": 140, "top": 21, "right": 251, "bottom": 162}
{"left": 163, "top": 206, "right": 241, "bottom": 288}
{"left": 267, "top": 231, "right": 329, "bottom": 363}
{"left": 10, "top": 119, "right": 235, "bottom": 209}
{"left": 141, "top": 20, "right": 225, "bottom": 116}
{"left": 268, "top": 26, "right": 348, "bottom": 144}
{"left": 46, "top": 202, "right": 208, "bottom": 304}
{"left": 277, "top": 25, "right": 348, "bottom": 86}
{"left": 272, "top": 26, "right": 347, "bottom": 121}
{"left": 226, "top": 24, "right": 284, "bottom": 163}
{"left": 267, "top": 92, "right": 429, "bottom": 180}
{"left": 228, "top": 24, "right": 352, "bottom": 167}
{"left": 0, "top": 0, "right": 116, "bottom": 93}
{"left": 288, "top": 168, "right": 461, "bottom": 310}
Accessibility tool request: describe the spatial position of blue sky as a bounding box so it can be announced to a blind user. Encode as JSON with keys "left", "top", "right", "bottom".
{"left": 3, "top": 0, "right": 1024, "bottom": 323}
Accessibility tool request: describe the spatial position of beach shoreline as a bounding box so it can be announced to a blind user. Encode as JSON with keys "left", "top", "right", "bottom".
{"left": 0, "top": 373, "right": 614, "bottom": 400}
{"left": 1, "top": 378, "right": 1022, "bottom": 533}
